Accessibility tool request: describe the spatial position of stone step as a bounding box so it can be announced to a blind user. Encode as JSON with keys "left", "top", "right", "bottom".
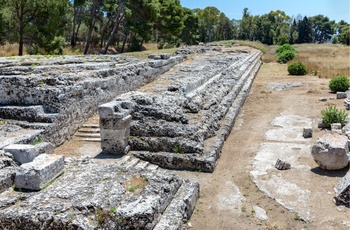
{"left": 81, "top": 124, "right": 99, "bottom": 129}
{"left": 14, "top": 154, "right": 64, "bottom": 191}
{"left": 77, "top": 127, "right": 100, "bottom": 133}
{"left": 122, "top": 158, "right": 140, "bottom": 169}
{"left": 153, "top": 180, "right": 200, "bottom": 230}
{"left": 72, "top": 137, "right": 101, "bottom": 142}
{"left": 74, "top": 132, "right": 101, "bottom": 138}
{"left": 0, "top": 105, "right": 58, "bottom": 123}
{"left": 117, "top": 155, "right": 131, "bottom": 165}
{"left": 134, "top": 160, "right": 149, "bottom": 170}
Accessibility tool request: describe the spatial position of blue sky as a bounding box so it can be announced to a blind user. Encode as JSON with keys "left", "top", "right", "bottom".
{"left": 180, "top": 0, "right": 350, "bottom": 23}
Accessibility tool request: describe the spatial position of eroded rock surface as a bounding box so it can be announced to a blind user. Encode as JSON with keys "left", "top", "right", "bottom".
{"left": 0, "top": 151, "right": 18, "bottom": 193}
{"left": 0, "top": 159, "right": 199, "bottom": 229}
{"left": 100, "top": 48, "right": 262, "bottom": 171}
{"left": 334, "top": 172, "right": 350, "bottom": 204}
{"left": 311, "top": 134, "right": 350, "bottom": 170}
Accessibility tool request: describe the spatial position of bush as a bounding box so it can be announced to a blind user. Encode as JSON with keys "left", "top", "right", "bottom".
{"left": 278, "top": 50, "right": 296, "bottom": 63}
{"left": 321, "top": 106, "right": 348, "bottom": 127}
{"left": 276, "top": 44, "right": 297, "bottom": 55}
{"left": 288, "top": 62, "right": 307, "bottom": 75}
{"left": 329, "top": 75, "right": 350, "bottom": 92}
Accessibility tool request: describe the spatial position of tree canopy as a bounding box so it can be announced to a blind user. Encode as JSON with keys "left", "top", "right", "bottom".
{"left": 0, "top": 1, "right": 349, "bottom": 56}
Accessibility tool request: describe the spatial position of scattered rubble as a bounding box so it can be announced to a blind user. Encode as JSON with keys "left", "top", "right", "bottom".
{"left": 334, "top": 172, "right": 350, "bottom": 204}
{"left": 275, "top": 159, "right": 291, "bottom": 170}
{"left": 303, "top": 127, "right": 312, "bottom": 138}
{"left": 253, "top": 206, "right": 268, "bottom": 221}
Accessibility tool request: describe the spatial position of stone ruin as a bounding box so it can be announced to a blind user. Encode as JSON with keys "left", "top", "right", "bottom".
{"left": 0, "top": 45, "right": 263, "bottom": 228}
{"left": 99, "top": 48, "right": 262, "bottom": 172}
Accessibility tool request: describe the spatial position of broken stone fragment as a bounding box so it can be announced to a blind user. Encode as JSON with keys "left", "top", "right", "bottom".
{"left": 337, "top": 92, "right": 347, "bottom": 99}
{"left": 334, "top": 172, "right": 350, "bottom": 204}
{"left": 317, "top": 119, "right": 327, "bottom": 129}
{"left": 253, "top": 206, "right": 268, "bottom": 221}
{"left": 275, "top": 159, "right": 291, "bottom": 170}
{"left": 311, "top": 134, "right": 350, "bottom": 170}
{"left": 4, "top": 144, "right": 41, "bottom": 164}
{"left": 303, "top": 127, "right": 312, "bottom": 138}
{"left": 14, "top": 154, "right": 64, "bottom": 191}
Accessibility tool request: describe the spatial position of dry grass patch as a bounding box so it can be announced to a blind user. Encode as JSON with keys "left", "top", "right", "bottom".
{"left": 293, "top": 43, "right": 350, "bottom": 78}
{"left": 0, "top": 43, "right": 22, "bottom": 56}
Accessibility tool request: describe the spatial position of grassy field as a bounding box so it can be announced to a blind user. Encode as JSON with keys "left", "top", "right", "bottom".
{"left": 1, "top": 41, "right": 349, "bottom": 78}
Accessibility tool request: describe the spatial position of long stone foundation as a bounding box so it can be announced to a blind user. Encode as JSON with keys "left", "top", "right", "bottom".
{"left": 99, "top": 48, "right": 262, "bottom": 172}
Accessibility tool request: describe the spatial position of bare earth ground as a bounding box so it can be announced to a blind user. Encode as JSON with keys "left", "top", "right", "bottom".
{"left": 178, "top": 62, "right": 350, "bottom": 230}
{"left": 55, "top": 60, "right": 350, "bottom": 230}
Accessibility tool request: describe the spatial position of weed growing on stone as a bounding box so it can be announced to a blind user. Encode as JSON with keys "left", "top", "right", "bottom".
{"left": 96, "top": 208, "right": 110, "bottom": 227}
{"left": 128, "top": 186, "right": 136, "bottom": 192}
{"left": 172, "top": 144, "right": 184, "bottom": 154}
{"left": 32, "top": 137, "right": 43, "bottom": 145}
{"left": 110, "top": 207, "right": 116, "bottom": 213}
{"left": 293, "top": 212, "right": 302, "bottom": 221}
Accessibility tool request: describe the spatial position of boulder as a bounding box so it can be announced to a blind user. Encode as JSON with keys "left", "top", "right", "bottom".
{"left": 311, "top": 134, "right": 350, "bottom": 170}
{"left": 334, "top": 172, "right": 350, "bottom": 204}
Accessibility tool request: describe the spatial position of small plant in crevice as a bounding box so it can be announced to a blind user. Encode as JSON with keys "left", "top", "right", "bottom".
{"left": 172, "top": 143, "right": 184, "bottom": 154}
{"left": 32, "top": 137, "right": 43, "bottom": 145}
{"left": 321, "top": 105, "right": 348, "bottom": 128}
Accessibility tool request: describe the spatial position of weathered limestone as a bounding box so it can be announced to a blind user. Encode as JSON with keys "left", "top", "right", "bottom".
{"left": 311, "top": 134, "right": 350, "bottom": 170}
{"left": 14, "top": 154, "right": 64, "bottom": 190}
{"left": 0, "top": 151, "right": 18, "bottom": 193}
{"left": 337, "top": 92, "right": 347, "bottom": 99}
{"left": 275, "top": 159, "right": 291, "bottom": 170}
{"left": 303, "top": 127, "right": 312, "bottom": 138}
{"left": 0, "top": 160, "right": 199, "bottom": 229}
{"left": 101, "top": 48, "right": 262, "bottom": 172}
{"left": 334, "top": 172, "right": 350, "bottom": 204}
{"left": 99, "top": 101, "right": 134, "bottom": 154}
{"left": 253, "top": 206, "right": 268, "bottom": 221}
{"left": 4, "top": 144, "right": 40, "bottom": 164}
{"left": 0, "top": 55, "right": 184, "bottom": 148}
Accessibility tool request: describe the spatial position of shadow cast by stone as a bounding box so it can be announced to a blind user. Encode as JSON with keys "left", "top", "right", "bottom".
{"left": 94, "top": 152, "right": 124, "bottom": 160}
{"left": 310, "top": 165, "right": 349, "bottom": 177}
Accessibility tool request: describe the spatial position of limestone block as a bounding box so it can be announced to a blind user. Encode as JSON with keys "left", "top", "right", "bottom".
{"left": 337, "top": 92, "right": 347, "bottom": 99}
{"left": 15, "top": 154, "right": 64, "bottom": 191}
{"left": 99, "top": 100, "right": 134, "bottom": 154}
{"left": 311, "top": 134, "right": 350, "bottom": 170}
{"left": 4, "top": 144, "right": 40, "bottom": 164}
{"left": 0, "top": 168, "right": 16, "bottom": 193}
{"left": 334, "top": 172, "right": 350, "bottom": 204}
{"left": 331, "top": 123, "right": 342, "bottom": 130}
{"left": 303, "top": 127, "right": 312, "bottom": 138}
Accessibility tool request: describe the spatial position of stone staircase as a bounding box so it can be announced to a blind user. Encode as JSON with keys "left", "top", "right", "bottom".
{"left": 72, "top": 123, "right": 101, "bottom": 142}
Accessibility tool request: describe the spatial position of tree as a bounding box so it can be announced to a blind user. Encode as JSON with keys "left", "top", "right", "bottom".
{"left": 2, "top": 0, "right": 69, "bottom": 55}
{"left": 102, "top": 0, "right": 127, "bottom": 54}
{"left": 84, "top": 0, "right": 103, "bottom": 54}
{"left": 297, "top": 16, "right": 312, "bottom": 43}
{"left": 71, "top": 0, "right": 87, "bottom": 47}
{"left": 309, "top": 15, "right": 335, "bottom": 43}
{"left": 180, "top": 8, "right": 199, "bottom": 45}
{"left": 156, "top": 0, "right": 184, "bottom": 46}
{"left": 197, "top": 6, "right": 220, "bottom": 42}
{"left": 339, "top": 26, "right": 350, "bottom": 45}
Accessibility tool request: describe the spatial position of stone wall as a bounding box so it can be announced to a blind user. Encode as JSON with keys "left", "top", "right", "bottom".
{"left": 0, "top": 55, "right": 184, "bottom": 147}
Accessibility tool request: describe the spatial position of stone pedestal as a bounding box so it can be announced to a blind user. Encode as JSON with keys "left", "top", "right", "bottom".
{"left": 99, "top": 101, "right": 134, "bottom": 154}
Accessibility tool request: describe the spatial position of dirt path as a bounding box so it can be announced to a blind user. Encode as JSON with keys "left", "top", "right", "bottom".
{"left": 178, "top": 62, "right": 349, "bottom": 230}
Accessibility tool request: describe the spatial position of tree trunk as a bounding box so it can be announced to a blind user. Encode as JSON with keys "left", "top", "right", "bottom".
{"left": 71, "top": 8, "right": 77, "bottom": 47}
{"left": 121, "top": 31, "right": 128, "bottom": 53}
{"left": 19, "top": 27, "right": 24, "bottom": 56}
{"left": 100, "top": 16, "right": 112, "bottom": 49}
{"left": 102, "top": 1, "right": 125, "bottom": 54}
{"left": 84, "top": 1, "right": 98, "bottom": 55}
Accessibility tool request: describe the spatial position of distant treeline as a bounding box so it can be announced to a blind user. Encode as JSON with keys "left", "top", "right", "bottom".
{"left": 0, "top": 0, "right": 349, "bottom": 56}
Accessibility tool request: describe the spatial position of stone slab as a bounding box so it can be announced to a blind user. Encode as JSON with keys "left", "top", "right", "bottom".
{"left": 4, "top": 144, "right": 40, "bottom": 164}
{"left": 334, "top": 172, "right": 350, "bottom": 204}
{"left": 14, "top": 154, "right": 64, "bottom": 190}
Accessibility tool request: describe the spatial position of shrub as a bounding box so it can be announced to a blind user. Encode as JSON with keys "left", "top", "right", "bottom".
{"left": 288, "top": 62, "right": 307, "bottom": 75}
{"left": 277, "top": 50, "right": 296, "bottom": 63}
{"left": 276, "top": 44, "right": 297, "bottom": 55}
{"left": 329, "top": 75, "right": 350, "bottom": 92}
{"left": 321, "top": 106, "right": 348, "bottom": 127}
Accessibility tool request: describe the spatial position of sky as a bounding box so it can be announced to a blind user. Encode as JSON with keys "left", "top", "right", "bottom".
{"left": 180, "top": 0, "right": 350, "bottom": 23}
